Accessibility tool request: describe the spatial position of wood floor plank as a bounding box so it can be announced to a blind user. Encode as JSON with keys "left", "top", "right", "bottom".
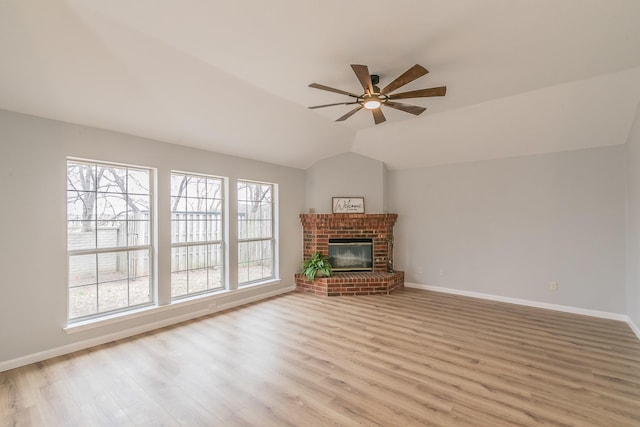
{"left": 2, "top": 288, "right": 640, "bottom": 426}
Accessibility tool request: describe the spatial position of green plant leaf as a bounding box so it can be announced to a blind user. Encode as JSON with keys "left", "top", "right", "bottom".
{"left": 300, "top": 252, "right": 333, "bottom": 281}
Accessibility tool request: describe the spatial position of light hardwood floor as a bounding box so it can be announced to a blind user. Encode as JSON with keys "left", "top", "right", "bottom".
{"left": 2, "top": 288, "right": 640, "bottom": 426}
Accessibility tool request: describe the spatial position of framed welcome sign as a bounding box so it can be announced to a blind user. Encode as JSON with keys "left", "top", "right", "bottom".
{"left": 332, "top": 197, "right": 365, "bottom": 214}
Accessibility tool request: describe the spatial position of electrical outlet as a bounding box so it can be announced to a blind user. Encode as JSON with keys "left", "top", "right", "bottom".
{"left": 549, "top": 282, "right": 558, "bottom": 291}
{"left": 439, "top": 268, "right": 445, "bottom": 276}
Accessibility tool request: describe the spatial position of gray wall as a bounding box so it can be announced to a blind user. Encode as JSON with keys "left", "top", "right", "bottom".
{"left": 627, "top": 105, "right": 640, "bottom": 328}
{"left": 305, "top": 152, "right": 388, "bottom": 213}
{"left": 1, "top": 106, "right": 637, "bottom": 368}
{"left": 389, "top": 146, "right": 627, "bottom": 314}
{"left": 0, "top": 109, "right": 305, "bottom": 366}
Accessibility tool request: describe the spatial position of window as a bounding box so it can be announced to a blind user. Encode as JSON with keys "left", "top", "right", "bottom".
{"left": 237, "top": 180, "right": 275, "bottom": 285}
{"left": 67, "top": 160, "right": 152, "bottom": 321}
{"left": 171, "top": 172, "right": 224, "bottom": 298}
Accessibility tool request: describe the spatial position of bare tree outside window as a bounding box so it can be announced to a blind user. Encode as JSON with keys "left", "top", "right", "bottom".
{"left": 170, "top": 172, "right": 224, "bottom": 298}
{"left": 67, "top": 160, "right": 152, "bottom": 321}
{"left": 238, "top": 180, "right": 275, "bottom": 284}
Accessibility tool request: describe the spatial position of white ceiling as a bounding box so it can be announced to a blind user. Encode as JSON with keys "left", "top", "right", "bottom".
{"left": 1, "top": 0, "right": 640, "bottom": 170}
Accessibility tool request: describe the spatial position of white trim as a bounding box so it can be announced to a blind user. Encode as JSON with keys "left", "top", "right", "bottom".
{"left": 405, "top": 282, "right": 629, "bottom": 322}
{"left": 216, "top": 284, "right": 291, "bottom": 311}
{"left": 65, "top": 303, "right": 174, "bottom": 333}
{"left": 628, "top": 317, "right": 640, "bottom": 341}
{"left": 0, "top": 285, "right": 294, "bottom": 373}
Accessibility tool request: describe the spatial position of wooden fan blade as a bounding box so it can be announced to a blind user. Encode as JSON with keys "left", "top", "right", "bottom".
{"left": 388, "top": 86, "right": 447, "bottom": 100}
{"left": 309, "top": 102, "right": 359, "bottom": 109}
{"left": 380, "top": 64, "right": 428, "bottom": 95}
{"left": 372, "top": 108, "right": 386, "bottom": 125}
{"left": 309, "top": 83, "right": 359, "bottom": 98}
{"left": 384, "top": 101, "right": 426, "bottom": 116}
{"left": 336, "top": 105, "right": 364, "bottom": 121}
{"left": 351, "top": 64, "right": 373, "bottom": 94}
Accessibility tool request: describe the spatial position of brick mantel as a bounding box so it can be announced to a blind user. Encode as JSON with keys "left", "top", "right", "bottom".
{"left": 296, "top": 213, "right": 403, "bottom": 296}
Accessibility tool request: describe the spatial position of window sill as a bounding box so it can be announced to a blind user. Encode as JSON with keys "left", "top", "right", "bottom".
{"left": 64, "top": 278, "right": 282, "bottom": 334}
{"left": 238, "top": 278, "right": 281, "bottom": 289}
{"left": 64, "top": 305, "right": 166, "bottom": 334}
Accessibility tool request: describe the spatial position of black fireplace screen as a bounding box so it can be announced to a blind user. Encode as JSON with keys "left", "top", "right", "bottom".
{"left": 328, "top": 238, "right": 373, "bottom": 271}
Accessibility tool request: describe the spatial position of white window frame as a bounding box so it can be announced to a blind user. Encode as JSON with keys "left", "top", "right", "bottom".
{"left": 237, "top": 179, "right": 277, "bottom": 286}
{"left": 66, "top": 159, "right": 154, "bottom": 323}
{"left": 170, "top": 171, "right": 226, "bottom": 299}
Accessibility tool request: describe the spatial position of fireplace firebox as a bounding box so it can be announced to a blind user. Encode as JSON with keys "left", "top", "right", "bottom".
{"left": 328, "top": 238, "right": 373, "bottom": 272}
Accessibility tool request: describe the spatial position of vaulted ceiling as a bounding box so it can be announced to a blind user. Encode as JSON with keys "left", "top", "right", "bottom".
{"left": 1, "top": 0, "right": 640, "bottom": 169}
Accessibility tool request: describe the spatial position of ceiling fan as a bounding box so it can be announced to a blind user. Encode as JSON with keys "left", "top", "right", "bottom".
{"left": 308, "top": 64, "right": 446, "bottom": 125}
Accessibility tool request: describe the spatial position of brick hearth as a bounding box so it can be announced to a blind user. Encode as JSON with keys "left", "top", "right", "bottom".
{"left": 295, "top": 213, "right": 404, "bottom": 296}
{"left": 295, "top": 271, "right": 405, "bottom": 296}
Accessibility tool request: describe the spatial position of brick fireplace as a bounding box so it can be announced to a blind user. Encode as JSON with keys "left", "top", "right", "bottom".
{"left": 295, "top": 213, "right": 404, "bottom": 296}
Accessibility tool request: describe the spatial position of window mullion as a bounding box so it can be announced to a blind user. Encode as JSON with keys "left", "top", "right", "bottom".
{"left": 171, "top": 240, "right": 221, "bottom": 249}
{"left": 238, "top": 237, "right": 274, "bottom": 244}
{"left": 69, "top": 245, "right": 152, "bottom": 257}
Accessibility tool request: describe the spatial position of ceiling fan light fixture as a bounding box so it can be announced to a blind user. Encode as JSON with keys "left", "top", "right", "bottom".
{"left": 363, "top": 98, "right": 381, "bottom": 110}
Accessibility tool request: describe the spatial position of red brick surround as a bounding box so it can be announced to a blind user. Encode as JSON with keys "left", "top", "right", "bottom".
{"left": 296, "top": 213, "right": 404, "bottom": 296}
{"left": 295, "top": 271, "right": 404, "bottom": 296}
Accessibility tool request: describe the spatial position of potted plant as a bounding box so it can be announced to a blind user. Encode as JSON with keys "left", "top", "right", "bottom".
{"left": 301, "top": 252, "right": 333, "bottom": 281}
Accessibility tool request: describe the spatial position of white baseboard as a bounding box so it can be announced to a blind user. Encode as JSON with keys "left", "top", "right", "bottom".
{"left": 405, "top": 282, "right": 629, "bottom": 322}
{"left": 216, "top": 285, "right": 295, "bottom": 311}
{"left": 628, "top": 317, "right": 640, "bottom": 341}
{"left": 0, "top": 285, "right": 295, "bottom": 373}
{"left": 406, "top": 282, "right": 640, "bottom": 342}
